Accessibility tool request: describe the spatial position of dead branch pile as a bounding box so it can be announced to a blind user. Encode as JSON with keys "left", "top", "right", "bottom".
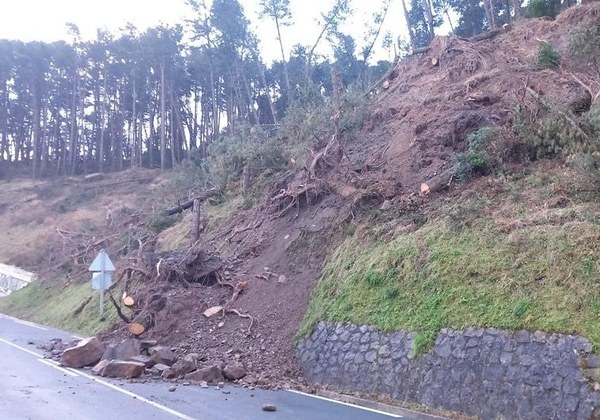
{"left": 268, "top": 136, "right": 343, "bottom": 218}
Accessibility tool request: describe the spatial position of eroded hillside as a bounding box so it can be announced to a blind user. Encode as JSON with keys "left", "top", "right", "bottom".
{"left": 1, "top": 3, "right": 600, "bottom": 390}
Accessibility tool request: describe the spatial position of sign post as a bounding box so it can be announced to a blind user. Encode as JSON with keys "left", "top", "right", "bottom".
{"left": 89, "top": 249, "right": 115, "bottom": 318}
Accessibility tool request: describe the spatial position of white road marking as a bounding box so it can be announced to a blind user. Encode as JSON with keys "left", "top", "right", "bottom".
{"left": 0, "top": 313, "right": 48, "bottom": 330}
{"left": 71, "top": 368, "right": 196, "bottom": 420}
{"left": 0, "top": 337, "right": 43, "bottom": 357}
{"left": 37, "top": 359, "right": 79, "bottom": 377}
{"left": 1, "top": 335, "right": 195, "bottom": 420}
{"left": 287, "top": 389, "right": 403, "bottom": 418}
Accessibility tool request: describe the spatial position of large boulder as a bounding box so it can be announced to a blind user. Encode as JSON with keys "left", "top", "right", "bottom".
{"left": 61, "top": 337, "right": 105, "bottom": 368}
{"left": 185, "top": 365, "right": 224, "bottom": 384}
{"left": 91, "top": 360, "right": 110, "bottom": 375}
{"left": 223, "top": 364, "right": 247, "bottom": 381}
{"left": 101, "top": 360, "right": 145, "bottom": 378}
{"left": 128, "top": 355, "right": 154, "bottom": 367}
{"left": 148, "top": 346, "right": 177, "bottom": 366}
{"left": 102, "top": 339, "right": 141, "bottom": 362}
{"left": 172, "top": 353, "right": 198, "bottom": 377}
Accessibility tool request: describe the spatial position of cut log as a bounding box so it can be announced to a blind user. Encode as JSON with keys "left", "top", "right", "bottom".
{"left": 128, "top": 312, "right": 154, "bottom": 336}
{"left": 123, "top": 296, "right": 135, "bottom": 307}
{"left": 382, "top": 80, "right": 390, "bottom": 90}
{"left": 164, "top": 188, "right": 219, "bottom": 216}
{"left": 431, "top": 57, "right": 439, "bottom": 66}
{"left": 420, "top": 169, "right": 455, "bottom": 195}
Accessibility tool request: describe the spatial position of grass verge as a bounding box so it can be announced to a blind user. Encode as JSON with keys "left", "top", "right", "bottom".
{"left": 0, "top": 280, "right": 118, "bottom": 336}
{"left": 298, "top": 167, "right": 600, "bottom": 354}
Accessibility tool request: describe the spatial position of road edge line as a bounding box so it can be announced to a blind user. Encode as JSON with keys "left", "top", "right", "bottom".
{"left": 0, "top": 337, "right": 43, "bottom": 357}
{"left": 71, "top": 368, "right": 196, "bottom": 420}
{"left": 38, "top": 358, "right": 79, "bottom": 377}
{"left": 286, "top": 389, "right": 404, "bottom": 418}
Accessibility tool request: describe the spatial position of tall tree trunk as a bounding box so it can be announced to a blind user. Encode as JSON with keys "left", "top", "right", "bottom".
{"left": 99, "top": 75, "right": 107, "bottom": 173}
{"left": 40, "top": 105, "right": 48, "bottom": 175}
{"left": 484, "top": 0, "right": 497, "bottom": 30}
{"left": 138, "top": 112, "right": 144, "bottom": 167}
{"left": 512, "top": 0, "right": 522, "bottom": 19}
{"left": 259, "top": 64, "right": 277, "bottom": 125}
{"left": 32, "top": 86, "right": 40, "bottom": 178}
{"left": 444, "top": 8, "right": 456, "bottom": 34}
{"left": 237, "top": 58, "right": 259, "bottom": 126}
{"left": 401, "top": 0, "right": 416, "bottom": 51}
{"left": 160, "top": 61, "right": 166, "bottom": 170}
{"left": 131, "top": 77, "right": 138, "bottom": 168}
{"left": 209, "top": 64, "right": 218, "bottom": 142}
{"left": 169, "top": 84, "right": 177, "bottom": 167}
{"left": 1, "top": 80, "right": 8, "bottom": 166}
{"left": 273, "top": 13, "right": 292, "bottom": 106}
{"left": 421, "top": 0, "right": 435, "bottom": 42}
{"left": 69, "top": 79, "right": 78, "bottom": 175}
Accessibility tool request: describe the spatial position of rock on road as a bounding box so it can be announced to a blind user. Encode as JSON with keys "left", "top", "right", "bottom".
{"left": 0, "top": 313, "right": 412, "bottom": 420}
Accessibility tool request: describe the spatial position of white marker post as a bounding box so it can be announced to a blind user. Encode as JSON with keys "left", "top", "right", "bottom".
{"left": 89, "top": 250, "right": 115, "bottom": 318}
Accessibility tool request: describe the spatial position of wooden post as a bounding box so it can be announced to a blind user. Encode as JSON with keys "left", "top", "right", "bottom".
{"left": 191, "top": 198, "right": 201, "bottom": 245}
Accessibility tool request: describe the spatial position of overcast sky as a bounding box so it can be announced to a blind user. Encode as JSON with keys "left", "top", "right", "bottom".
{"left": 0, "top": 0, "right": 409, "bottom": 62}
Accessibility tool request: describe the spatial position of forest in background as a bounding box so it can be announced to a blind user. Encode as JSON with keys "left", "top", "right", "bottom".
{"left": 0, "top": 0, "right": 578, "bottom": 178}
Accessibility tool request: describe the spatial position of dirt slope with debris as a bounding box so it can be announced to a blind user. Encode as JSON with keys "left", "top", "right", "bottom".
{"left": 3, "top": 4, "right": 600, "bottom": 390}
{"left": 98, "top": 4, "right": 600, "bottom": 386}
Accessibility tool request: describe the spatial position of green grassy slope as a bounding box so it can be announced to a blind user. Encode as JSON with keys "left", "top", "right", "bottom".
{"left": 299, "top": 167, "right": 600, "bottom": 353}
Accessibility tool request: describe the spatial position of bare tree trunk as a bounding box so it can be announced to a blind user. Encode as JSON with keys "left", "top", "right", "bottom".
{"left": 99, "top": 74, "right": 107, "bottom": 173}
{"left": 401, "top": 0, "right": 416, "bottom": 51}
{"left": 237, "top": 58, "right": 259, "bottom": 126}
{"left": 210, "top": 64, "right": 218, "bottom": 142}
{"left": 421, "top": 0, "right": 435, "bottom": 41}
{"left": 169, "top": 84, "right": 177, "bottom": 167}
{"left": 40, "top": 105, "right": 48, "bottom": 175}
{"left": 512, "top": 0, "right": 522, "bottom": 19}
{"left": 444, "top": 8, "right": 456, "bottom": 34}
{"left": 259, "top": 64, "right": 277, "bottom": 125}
{"left": 273, "top": 12, "right": 292, "bottom": 105}
{"left": 483, "top": 0, "right": 497, "bottom": 30}
{"left": 160, "top": 61, "right": 166, "bottom": 170}
{"left": 131, "top": 77, "right": 138, "bottom": 168}
{"left": 68, "top": 79, "right": 78, "bottom": 175}
{"left": 32, "top": 87, "right": 40, "bottom": 178}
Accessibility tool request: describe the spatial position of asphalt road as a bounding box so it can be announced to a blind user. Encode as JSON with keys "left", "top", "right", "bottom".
{"left": 0, "top": 314, "right": 412, "bottom": 420}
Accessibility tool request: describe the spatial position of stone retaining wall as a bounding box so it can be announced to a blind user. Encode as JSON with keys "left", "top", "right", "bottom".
{"left": 297, "top": 322, "right": 600, "bottom": 419}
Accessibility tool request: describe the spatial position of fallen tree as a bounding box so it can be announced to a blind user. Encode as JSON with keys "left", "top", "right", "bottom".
{"left": 420, "top": 169, "right": 455, "bottom": 195}
{"left": 164, "top": 188, "right": 219, "bottom": 216}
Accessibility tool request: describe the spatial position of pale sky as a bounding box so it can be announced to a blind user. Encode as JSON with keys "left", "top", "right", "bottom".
{"left": 0, "top": 0, "right": 410, "bottom": 63}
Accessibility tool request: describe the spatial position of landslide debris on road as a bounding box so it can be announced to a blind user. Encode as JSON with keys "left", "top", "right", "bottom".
{"left": 7, "top": 2, "right": 600, "bottom": 394}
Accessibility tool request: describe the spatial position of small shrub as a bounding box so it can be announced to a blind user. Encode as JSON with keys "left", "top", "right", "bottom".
{"left": 569, "top": 25, "right": 600, "bottom": 67}
{"left": 513, "top": 106, "right": 595, "bottom": 160}
{"left": 527, "top": 0, "right": 561, "bottom": 18}
{"left": 587, "top": 102, "right": 600, "bottom": 135}
{"left": 454, "top": 127, "right": 499, "bottom": 180}
{"left": 537, "top": 43, "right": 561, "bottom": 69}
{"left": 146, "top": 212, "right": 178, "bottom": 234}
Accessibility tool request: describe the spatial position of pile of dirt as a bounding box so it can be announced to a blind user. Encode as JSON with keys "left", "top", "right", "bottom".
{"left": 10, "top": 3, "right": 600, "bottom": 390}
